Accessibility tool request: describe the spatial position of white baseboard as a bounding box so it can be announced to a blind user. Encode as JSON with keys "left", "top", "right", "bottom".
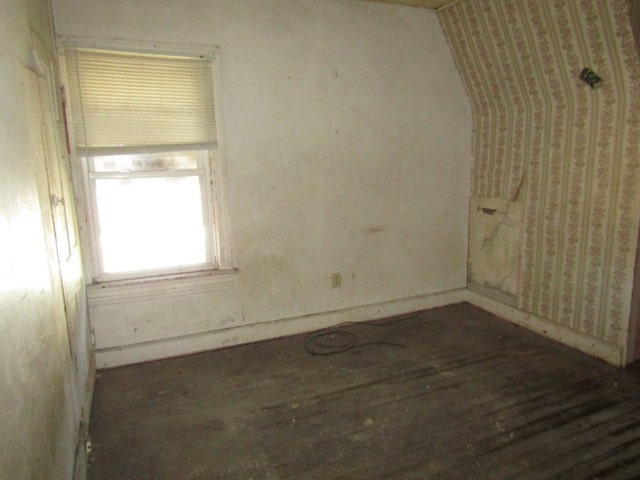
{"left": 95, "top": 288, "right": 468, "bottom": 368}
{"left": 465, "top": 290, "right": 624, "bottom": 366}
{"left": 93, "top": 287, "right": 625, "bottom": 369}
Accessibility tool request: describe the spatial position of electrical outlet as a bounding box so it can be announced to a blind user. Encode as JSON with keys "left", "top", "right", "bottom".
{"left": 331, "top": 273, "right": 342, "bottom": 288}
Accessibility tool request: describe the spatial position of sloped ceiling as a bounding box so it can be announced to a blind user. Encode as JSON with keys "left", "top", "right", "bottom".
{"left": 440, "top": 0, "right": 640, "bottom": 350}
{"left": 360, "top": 0, "right": 458, "bottom": 9}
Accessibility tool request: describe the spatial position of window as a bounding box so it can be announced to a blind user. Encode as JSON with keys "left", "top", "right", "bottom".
{"left": 63, "top": 43, "right": 229, "bottom": 281}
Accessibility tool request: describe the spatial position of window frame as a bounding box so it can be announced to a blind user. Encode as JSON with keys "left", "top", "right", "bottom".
{"left": 58, "top": 37, "right": 234, "bottom": 284}
{"left": 83, "top": 150, "right": 218, "bottom": 281}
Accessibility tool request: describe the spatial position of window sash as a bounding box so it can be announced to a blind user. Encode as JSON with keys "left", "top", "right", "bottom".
{"left": 83, "top": 151, "right": 218, "bottom": 281}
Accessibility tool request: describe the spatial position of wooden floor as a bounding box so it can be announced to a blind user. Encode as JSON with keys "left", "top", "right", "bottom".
{"left": 87, "top": 303, "right": 640, "bottom": 479}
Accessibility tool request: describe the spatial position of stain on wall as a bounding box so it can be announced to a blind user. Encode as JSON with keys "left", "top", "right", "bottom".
{"left": 440, "top": 0, "right": 640, "bottom": 347}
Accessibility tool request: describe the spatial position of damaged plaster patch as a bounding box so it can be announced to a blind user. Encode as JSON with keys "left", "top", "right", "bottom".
{"left": 468, "top": 196, "right": 523, "bottom": 300}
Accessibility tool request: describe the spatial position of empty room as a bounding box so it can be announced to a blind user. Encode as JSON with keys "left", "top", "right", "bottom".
{"left": 2, "top": 0, "right": 640, "bottom": 478}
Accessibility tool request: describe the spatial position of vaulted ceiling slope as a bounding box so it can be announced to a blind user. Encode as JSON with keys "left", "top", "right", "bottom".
{"left": 440, "top": 0, "right": 640, "bottom": 357}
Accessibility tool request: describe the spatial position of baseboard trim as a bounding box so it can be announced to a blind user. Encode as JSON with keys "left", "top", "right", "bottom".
{"left": 95, "top": 288, "right": 468, "bottom": 368}
{"left": 93, "top": 287, "right": 625, "bottom": 369}
{"left": 465, "top": 290, "right": 624, "bottom": 366}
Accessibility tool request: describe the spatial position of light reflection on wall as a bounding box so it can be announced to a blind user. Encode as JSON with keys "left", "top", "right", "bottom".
{"left": 0, "top": 200, "right": 53, "bottom": 292}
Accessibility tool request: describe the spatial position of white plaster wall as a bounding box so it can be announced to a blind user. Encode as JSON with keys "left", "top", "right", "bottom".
{"left": 0, "top": 0, "right": 86, "bottom": 478}
{"left": 52, "top": 0, "right": 472, "bottom": 365}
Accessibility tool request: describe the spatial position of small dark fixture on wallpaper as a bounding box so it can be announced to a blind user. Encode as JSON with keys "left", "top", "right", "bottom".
{"left": 579, "top": 67, "right": 602, "bottom": 89}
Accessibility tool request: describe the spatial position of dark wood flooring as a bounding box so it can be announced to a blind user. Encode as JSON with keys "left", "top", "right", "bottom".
{"left": 87, "top": 303, "right": 640, "bottom": 479}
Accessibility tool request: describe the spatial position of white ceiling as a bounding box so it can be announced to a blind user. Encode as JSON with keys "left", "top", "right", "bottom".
{"left": 359, "top": 0, "right": 459, "bottom": 10}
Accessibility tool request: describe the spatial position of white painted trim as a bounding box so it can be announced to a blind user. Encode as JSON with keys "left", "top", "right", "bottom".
{"left": 95, "top": 288, "right": 468, "bottom": 368}
{"left": 92, "top": 287, "right": 626, "bottom": 369}
{"left": 57, "top": 35, "right": 217, "bottom": 58}
{"left": 465, "top": 290, "right": 624, "bottom": 366}
{"left": 87, "top": 270, "right": 237, "bottom": 305}
{"left": 208, "top": 52, "right": 236, "bottom": 270}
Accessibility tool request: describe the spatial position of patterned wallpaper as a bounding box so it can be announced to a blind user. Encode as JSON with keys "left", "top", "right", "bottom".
{"left": 632, "top": 0, "right": 640, "bottom": 55}
{"left": 440, "top": 0, "right": 640, "bottom": 347}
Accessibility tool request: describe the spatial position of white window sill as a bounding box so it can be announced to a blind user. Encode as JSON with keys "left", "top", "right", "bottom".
{"left": 87, "top": 268, "right": 239, "bottom": 306}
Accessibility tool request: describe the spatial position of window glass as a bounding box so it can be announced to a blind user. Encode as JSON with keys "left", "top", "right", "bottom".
{"left": 91, "top": 151, "right": 200, "bottom": 173}
{"left": 94, "top": 174, "right": 207, "bottom": 274}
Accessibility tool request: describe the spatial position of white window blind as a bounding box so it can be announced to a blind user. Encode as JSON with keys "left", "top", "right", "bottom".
{"left": 65, "top": 47, "right": 217, "bottom": 155}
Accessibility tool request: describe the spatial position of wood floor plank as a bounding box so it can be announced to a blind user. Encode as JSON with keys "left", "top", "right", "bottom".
{"left": 87, "top": 303, "right": 640, "bottom": 479}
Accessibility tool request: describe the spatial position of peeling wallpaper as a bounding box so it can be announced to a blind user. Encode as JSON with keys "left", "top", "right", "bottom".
{"left": 440, "top": 0, "right": 640, "bottom": 346}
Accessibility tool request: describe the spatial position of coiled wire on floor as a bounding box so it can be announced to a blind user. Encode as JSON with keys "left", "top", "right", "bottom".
{"left": 303, "top": 312, "right": 420, "bottom": 356}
